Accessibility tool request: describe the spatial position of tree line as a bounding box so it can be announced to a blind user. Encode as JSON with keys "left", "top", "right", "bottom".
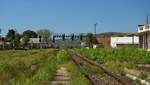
{"left": 0, "top": 29, "right": 52, "bottom": 49}
{"left": 0, "top": 28, "right": 98, "bottom": 49}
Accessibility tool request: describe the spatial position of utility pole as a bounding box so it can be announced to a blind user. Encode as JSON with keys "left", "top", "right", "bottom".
{"left": 132, "top": 34, "right": 134, "bottom": 45}
{"left": 146, "top": 14, "right": 149, "bottom": 25}
{"left": 0, "top": 28, "right": 1, "bottom": 49}
{"left": 12, "top": 30, "right": 15, "bottom": 49}
{"left": 94, "top": 23, "right": 98, "bottom": 36}
{"left": 94, "top": 23, "right": 98, "bottom": 44}
{"left": 39, "top": 36, "right": 42, "bottom": 49}
{"left": 0, "top": 28, "right": 1, "bottom": 38}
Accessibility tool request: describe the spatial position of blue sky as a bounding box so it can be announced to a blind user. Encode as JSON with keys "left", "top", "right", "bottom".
{"left": 0, "top": 0, "right": 150, "bottom": 36}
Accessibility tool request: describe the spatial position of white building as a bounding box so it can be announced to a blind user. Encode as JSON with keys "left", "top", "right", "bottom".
{"left": 28, "top": 38, "right": 52, "bottom": 48}
{"left": 29, "top": 38, "right": 40, "bottom": 44}
{"left": 111, "top": 36, "right": 139, "bottom": 48}
{"left": 137, "top": 24, "right": 150, "bottom": 50}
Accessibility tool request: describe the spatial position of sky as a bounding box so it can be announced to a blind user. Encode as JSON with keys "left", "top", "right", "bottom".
{"left": 0, "top": 0, "right": 150, "bottom": 36}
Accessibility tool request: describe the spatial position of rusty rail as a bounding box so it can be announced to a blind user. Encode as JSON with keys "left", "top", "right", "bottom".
{"left": 68, "top": 51, "right": 132, "bottom": 85}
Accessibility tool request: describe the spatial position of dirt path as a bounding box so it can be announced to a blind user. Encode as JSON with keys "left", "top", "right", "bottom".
{"left": 51, "top": 67, "right": 70, "bottom": 85}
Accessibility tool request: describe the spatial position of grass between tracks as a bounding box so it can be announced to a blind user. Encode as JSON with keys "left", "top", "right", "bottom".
{"left": 60, "top": 61, "right": 91, "bottom": 85}
{"left": 57, "top": 50, "right": 91, "bottom": 85}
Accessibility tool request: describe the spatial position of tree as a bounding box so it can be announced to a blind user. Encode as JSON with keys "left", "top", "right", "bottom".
{"left": 6, "top": 29, "right": 15, "bottom": 42}
{"left": 14, "top": 33, "right": 21, "bottom": 47}
{"left": 23, "top": 30, "right": 37, "bottom": 38}
{"left": 6, "top": 29, "right": 23, "bottom": 48}
{"left": 86, "top": 33, "right": 97, "bottom": 47}
{"left": 5, "top": 29, "right": 16, "bottom": 48}
{"left": 37, "top": 29, "right": 53, "bottom": 42}
{"left": 20, "top": 36, "right": 29, "bottom": 48}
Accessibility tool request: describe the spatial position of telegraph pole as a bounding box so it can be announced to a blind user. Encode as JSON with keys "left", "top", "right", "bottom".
{"left": 146, "top": 14, "right": 149, "bottom": 25}
{"left": 0, "top": 28, "right": 1, "bottom": 38}
{"left": 0, "top": 28, "right": 1, "bottom": 42}
{"left": 13, "top": 30, "right": 15, "bottom": 49}
{"left": 0, "top": 29, "right": 2, "bottom": 49}
{"left": 94, "top": 23, "right": 98, "bottom": 44}
{"left": 94, "top": 23, "right": 98, "bottom": 36}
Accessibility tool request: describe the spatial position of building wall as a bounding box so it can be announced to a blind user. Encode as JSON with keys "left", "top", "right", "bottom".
{"left": 137, "top": 24, "right": 150, "bottom": 50}
{"left": 148, "top": 34, "right": 150, "bottom": 49}
{"left": 138, "top": 25, "right": 150, "bottom": 32}
{"left": 111, "top": 36, "right": 139, "bottom": 48}
{"left": 96, "top": 37, "right": 110, "bottom": 48}
{"left": 139, "top": 33, "right": 150, "bottom": 50}
{"left": 28, "top": 38, "right": 52, "bottom": 48}
{"left": 139, "top": 35, "right": 144, "bottom": 48}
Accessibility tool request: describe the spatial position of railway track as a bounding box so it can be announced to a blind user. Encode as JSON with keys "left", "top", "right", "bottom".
{"left": 68, "top": 50, "right": 132, "bottom": 85}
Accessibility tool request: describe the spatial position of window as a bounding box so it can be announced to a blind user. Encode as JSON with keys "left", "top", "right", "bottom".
{"left": 140, "top": 27, "right": 143, "bottom": 30}
{"left": 145, "top": 26, "right": 149, "bottom": 29}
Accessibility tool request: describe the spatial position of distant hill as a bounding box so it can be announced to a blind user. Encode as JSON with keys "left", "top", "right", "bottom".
{"left": 96, "top": 32, "right": 135, "bottom": 37}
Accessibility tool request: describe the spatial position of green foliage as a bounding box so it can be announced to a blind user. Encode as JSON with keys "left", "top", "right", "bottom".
{"left": 78, "top": 47, "right": 150, "bottom": 64}
{"left": 77, "top": 47, "right": 150, "bottom": 74}
{"left": 0, "top": 49, "right": 58, "bottom": 85}
{"left": 86, "top": 33, "right": 96, "bottom": 47}
{"left": 56, "top": 50, "right": 90, "bottom": 85}
{"left": 6, "top": 29, "right": 15, "bottom": 42}
{"left": 23, "top": 30, "right": 37, "bottom": 38}
{"left": 139, "top": 72, "right": 148, "bottom": 80}
{"left": 37, "top": 29, "right": 53, "bottom": 42}
{"left": 5, "top": 29, "right": 16, "bottom": 48}
{"left": 62, "top": 61, "right": 90, "bottom": 85}
{"left": 14, "top": 33, "right": 21, "bottom": 47}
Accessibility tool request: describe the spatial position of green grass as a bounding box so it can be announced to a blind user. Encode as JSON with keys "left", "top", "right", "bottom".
{"left": 3, "top": 47, "right": 146, "bottom": 84}
{"left": 0, "top": 49, "right": 91, "bottom": 85}
{"left": 56, "top": 49, "right": 91, "bottom": 85}
{"left": 0, "top": 49, "right": 60, "bottom": 85}
{"left": 60, "top": 61, "right": 90, "bottom": 85}
{"left": 0, "top": 50, "right": 54, "bottom": 85}
{"left": 76, "top": 47, "right": 150, "bottom": 74}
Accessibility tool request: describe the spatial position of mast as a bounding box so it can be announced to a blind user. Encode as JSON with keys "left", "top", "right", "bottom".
{"left": 146, "top": 14, "right": 149, "bottom": 25}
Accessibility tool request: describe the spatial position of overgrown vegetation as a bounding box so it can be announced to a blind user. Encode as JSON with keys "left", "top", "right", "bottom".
{"left": 0, "top": 49, "right": 91, "bottom": 85}
{"left": 77, "top": 47, "right": 150, "bottom": 74}
{"left": 60, "top": 61, "right": 91, "bottom": 85}
{"left": 0, "top": 49, "right": 67, "bottom": 85}
{"left": 1, "top": 47, "right": 149, "bottom": 85}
